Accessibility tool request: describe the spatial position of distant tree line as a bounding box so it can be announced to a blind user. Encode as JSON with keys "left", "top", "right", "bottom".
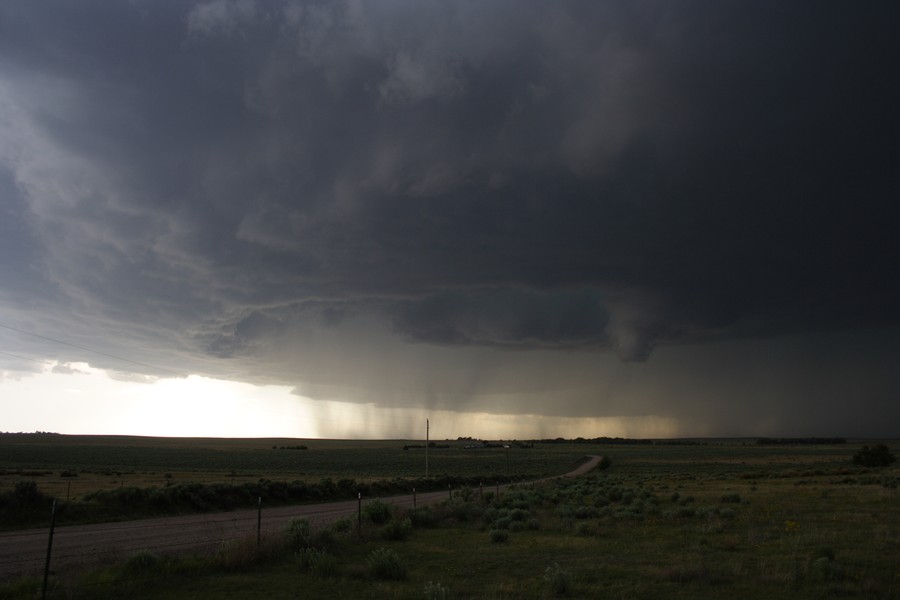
{"left": 402, "top": 442, "right": 451, "bottom": 450}
{"left": 756, "top": 437, "right": 846, "bottom": 446}
{"left": 538, "top": 437, "right": 706, "bottom": 446}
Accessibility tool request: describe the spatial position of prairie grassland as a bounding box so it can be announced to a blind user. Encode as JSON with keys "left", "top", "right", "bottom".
{"left": 5, "top": 438, "right": 898, "bottom": 599}
{"left": 0, "top": 434, "right": 585, "bottom": 501}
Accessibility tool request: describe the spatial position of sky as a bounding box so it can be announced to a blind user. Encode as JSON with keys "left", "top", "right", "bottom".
{"left": 1, "top": 1, "right": 898, "bottom": 440}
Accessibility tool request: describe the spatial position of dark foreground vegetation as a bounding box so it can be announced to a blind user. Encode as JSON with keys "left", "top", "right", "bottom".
{"left": 0, "top": 474, "right": 522, "bottom": 530}
{"left": 2, "top": 438, "right": 899, "bottom": 599}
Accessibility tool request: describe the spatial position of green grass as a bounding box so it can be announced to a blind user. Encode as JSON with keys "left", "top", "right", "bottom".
{"left": 0, "top": 433, "right": 597, "bottom": 529}
{"left": 4, "top": 439, "right": 899, "bottom": 599}
{"left": 0, "top": 434, "right": 587, "bottom": 495}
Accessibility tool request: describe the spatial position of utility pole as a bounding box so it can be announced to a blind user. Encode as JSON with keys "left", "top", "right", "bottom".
{"left": 425, "top": 418, "right": 429, "bottom": 478}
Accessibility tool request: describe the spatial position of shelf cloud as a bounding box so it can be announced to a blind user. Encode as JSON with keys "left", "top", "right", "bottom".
{"left": 1, "top": 1, "right": 898, "bottom": 436}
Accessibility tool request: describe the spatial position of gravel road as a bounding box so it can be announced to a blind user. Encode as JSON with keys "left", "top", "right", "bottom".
{"left": 0, "top": 455, "right": 603, "bottom": 579}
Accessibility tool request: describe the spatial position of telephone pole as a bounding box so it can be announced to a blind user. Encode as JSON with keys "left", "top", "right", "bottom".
{"left": 425, "top": 418, "right": 429, "bottom": 478}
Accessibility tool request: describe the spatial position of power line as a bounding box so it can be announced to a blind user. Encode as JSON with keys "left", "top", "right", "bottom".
{"left": 0, "top": 322, "right": 182, "bottom": 377}
{"left": 0, "top": 349, "right": 47, "bottom": 364}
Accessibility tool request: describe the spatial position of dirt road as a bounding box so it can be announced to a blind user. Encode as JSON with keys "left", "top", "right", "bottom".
{"left": 0, "top": 455, "right": 603, "bottom": 579}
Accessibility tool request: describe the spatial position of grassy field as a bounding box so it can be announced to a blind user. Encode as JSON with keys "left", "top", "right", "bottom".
{"left": 2, "top": 436, "right": 899, "bottom": 599}
{"left": 0, "top": 434, "right": 586, "bottom": 501}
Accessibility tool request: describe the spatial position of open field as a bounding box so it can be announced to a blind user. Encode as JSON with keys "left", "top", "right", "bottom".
{"left": 2, "top": 436, "right": 899, "bottom": 599}
{"left": 0, "top": 434, "right": 585, "bottom": 502}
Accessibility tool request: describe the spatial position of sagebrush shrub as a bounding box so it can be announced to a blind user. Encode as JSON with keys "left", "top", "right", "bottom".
{"left": 423, "top": 581, "right": 450, "bottom": 600}
{"left": 380, "top": 517, "right": 412, "bottom": 541}
{"left": 367, "top": 547, "right": 407, "bottom": 580}
{"left": 329, "top": 516, "right": 353, "bottom": 533}
{"left": 407, "top": 507, "right": 437, "bottom": 528}
{"left": 543, "top": 562, "right": 574, "bottom": 597}
{"left": 363, "top": 499, "right": 392, "bottom": 525}
{"left": 287, "top": 518, "right": 312, "bottom": 549}
{"left": 298, "top": 547, "right": 339, "bottom": 577}
{"left": 124, "top": 551, "right": 160, "bottom": 572}
{"left": 490, "top": 529, "right": 509, "bottom": 543}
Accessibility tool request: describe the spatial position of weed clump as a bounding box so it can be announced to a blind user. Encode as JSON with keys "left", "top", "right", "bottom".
{"left": 287, "top": 518, "right": 335, "bottom": 551}
{"left": 543, "top": 562, "right": 575, "bottom": 596}
{"left": 287, "top": 518, "right": 313, "bottom": 549}
{"left": 489, "top": 529, "right": 509, "bottom": 543}
{"left": 297, "top": 547, "right": 339, "bottom": 578}
{"left": 363, "top": 499, "right": 392, "bottom": 525}
{"left": 380, "top": 517, "right": 413, "bottom": 541}
{"left": 123, "top": 551, "right": 160, "bottom": 573}
{"left": 407, "top": 507, "right": 438, "bottom": 528}
{"left": 423, "top": 580, "right": 451, "bottom": 599}
{"left": 367, "top": 547, "right": 407, "bottom": 580}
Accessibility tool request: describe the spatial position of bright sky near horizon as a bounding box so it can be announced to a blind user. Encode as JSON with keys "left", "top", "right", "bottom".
{"left": 1, "top": 1, "right": 898, "bottom": 440}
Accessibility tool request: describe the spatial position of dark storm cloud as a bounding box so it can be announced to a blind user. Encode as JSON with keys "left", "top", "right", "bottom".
{"left": 0, "top": 1, "right": 898, "bottom": 429}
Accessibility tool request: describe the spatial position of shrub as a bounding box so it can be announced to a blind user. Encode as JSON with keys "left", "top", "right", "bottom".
{"left": 5, "top": 481, "right": 49, "bottom": 509}
{"left": 665, "top": 507, "right": 696, "bottom": 519}
{"left": 218, "top": 535, "right": 265, "bottom": 571}
{"left": 408, "top": 507, "right": 437, "bottom": 528}
{"left": 423, "top": 581, "right": 451, "bottom": 600}
{"left": 853, "top": 444, "right": 897, "bottom": 468}
{"left": 718, "top": 507, "right": 737, "bottom": 520}
{"left": 489, "top": 529, "right": 509, "bottom": 543}
{"left": 287, "top": 518, "right": 313, "bottom": 549}
{"left": 298, "top": 548, "right": 339, "bottom": 578}
{"left": 363, "top": 499, "right": 392, "bottom": 525}
{"left": 124, "top": 551, "right": 160, "bottom": 573}
{"left": 721, "top": 493, "right": 742, "bottom": 503}
{"left": 329, "top": 516, "right": 354, "bottom": 533}
{"left": 543, "top": 562, "right": 575, "bottom": 597}
{"left": 509, "top": 508, "right": 529, "bottom": 521}
{"left": 556, "top": 505, "right": 575, "bottom": 519}
{"left": 380, "top": 517, "right": 413, "bottom": 541}
{"left": 527, "top": 518, "right": 541, "bottom": 530}
{"left": 367, "top": 547, "right": 407, "bottom": 580}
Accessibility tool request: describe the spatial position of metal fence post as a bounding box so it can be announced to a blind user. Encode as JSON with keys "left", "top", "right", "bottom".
{"left": 41, "top": 499, "right": 57, "bottom": 600}
{"left": 257, "top": 497, "right": 262, "bottom": 547}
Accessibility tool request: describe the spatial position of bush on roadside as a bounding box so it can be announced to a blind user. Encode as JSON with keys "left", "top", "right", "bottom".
{"left": 363, "top": 499, "right": 392, "bottom": 525}
{"left": 380, "top": 517, "right": 412, "bottom": 541}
